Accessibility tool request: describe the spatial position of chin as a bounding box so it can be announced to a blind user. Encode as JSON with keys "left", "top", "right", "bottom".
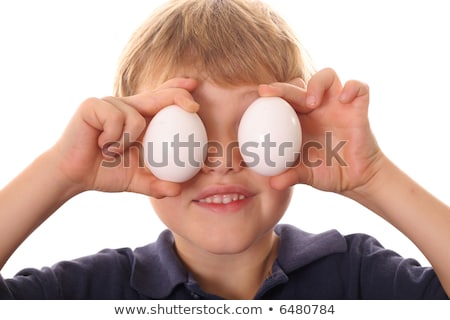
{"left": 182, "top": 224, "right": 276, "bottom": 256}
{"left": 200, "top": 237, "right": 256, "bottom": 255}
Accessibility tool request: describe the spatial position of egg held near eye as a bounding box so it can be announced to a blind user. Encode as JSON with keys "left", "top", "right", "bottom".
{"left": 143, "top": 105, "right": 208, "bottom": 183}
{"left": 143, "top": 97, "right": 301, "bottom": 182}
{"left": 238, "top": 97, "right": 302, "bottom": 176}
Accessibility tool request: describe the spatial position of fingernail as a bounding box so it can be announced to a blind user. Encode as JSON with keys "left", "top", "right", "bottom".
{"left": 259, "top": 83, "right": 276, "bottom": 91}
{"left": 306, "top": 95, "right": 317, "bottom": 107}
{"left": 176, "top": 96, "right": 199, "bottom": 112}
{"left": 339, "top": 93, "right": 348, "bottom": 103}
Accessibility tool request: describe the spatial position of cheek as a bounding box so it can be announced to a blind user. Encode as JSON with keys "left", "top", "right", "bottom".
{"left": 265, "top": 187, "right": 293, "bottom": 217}
{"left": 149, "top": 197, "right": 181, "bottom": 225}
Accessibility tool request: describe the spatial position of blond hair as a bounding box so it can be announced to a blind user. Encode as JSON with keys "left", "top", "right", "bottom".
{"left": 114, "top": 0, "right": 312, "bottom": 96}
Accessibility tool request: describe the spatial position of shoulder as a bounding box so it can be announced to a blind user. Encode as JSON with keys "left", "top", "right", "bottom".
{"left": 1, "top": 229, "right": 184, "bottom": 299}
{"left": 276, "top": 224, "right": 447, "bottom": 299}
{"left": 2, "top": 246, "right": 137, "bottom": 299}
{"left": 275, "top": 224, "right": 347, "bottom": 272}
{"left": 0, "top": 244, "right": 159, "bottom": 299}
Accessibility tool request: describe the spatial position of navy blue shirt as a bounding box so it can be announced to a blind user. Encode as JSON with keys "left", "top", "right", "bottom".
{"left": 0, "top": 224, "right": 447, "bottom": 299}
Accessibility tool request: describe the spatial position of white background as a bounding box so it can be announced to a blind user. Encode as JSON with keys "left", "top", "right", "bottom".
{"left": 0, "top": 0, "right": 448, "bottom": 278}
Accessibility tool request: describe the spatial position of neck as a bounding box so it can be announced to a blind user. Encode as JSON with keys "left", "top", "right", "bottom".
{"left": 173, "top": 230, "right": 279, "bottom": 299}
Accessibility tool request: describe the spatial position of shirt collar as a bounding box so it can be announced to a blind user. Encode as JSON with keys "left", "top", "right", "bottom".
{"left": 130, "top": 230, "right": 187, "bottom": 299}
{"left": 130, "top": 224, "right": 347, "bottom": 299}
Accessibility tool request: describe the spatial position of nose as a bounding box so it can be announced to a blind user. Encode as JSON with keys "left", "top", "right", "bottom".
{"left": 201, "top": 135, "right": 244, "bottom": 175}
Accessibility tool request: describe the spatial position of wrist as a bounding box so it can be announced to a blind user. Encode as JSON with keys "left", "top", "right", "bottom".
{"left": 342, "top": 153, "right": 396, "bottom": 216}
{"left": 39, "top": 148, "right": 87, "bottom": 199}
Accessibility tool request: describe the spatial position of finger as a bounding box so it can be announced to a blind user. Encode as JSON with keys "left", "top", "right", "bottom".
{"left": 258, "top": 77, "right": 305, "bottom": 92}
{"left": 258, "top": 82, "right": 312, "bottom": 114}
{"left": 102, "top": 96, "right": 147, "bottom": 145}
{"left": 154, "top": 77, "right": 199, "bottom": 91}
{"left": 339, "top": 80, "right": 370, "bottom": 105}
{"left": 288, "top": 77, "right": 307, "bottom": 89}
{"left": 121, "top": 79, "right": 200, "bottom": 115}
{"left": 79, "top": 98, "right": 127, "bottom": 149}
{"left": 306, "top": 68, "right": 343, "bottom": 108}
{"left": 123, "top": 88, "right": 200, "bottom": 115}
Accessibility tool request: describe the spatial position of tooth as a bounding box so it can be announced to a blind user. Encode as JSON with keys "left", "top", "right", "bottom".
{"left": 212, "top": 195, "right": 222, "bottom": 204}
{"left": 198, "top": 193, "right": 247, "bottom": 204}
{"left": 222, "top": 195, "right": 233, "bottom": 204}
{"left": 200, "top": 197, "right": 212, "bottom": 203}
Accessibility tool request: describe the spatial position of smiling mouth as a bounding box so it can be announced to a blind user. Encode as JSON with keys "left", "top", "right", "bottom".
{"left": 196, "top": 193, "right": 248, "bottom": 205}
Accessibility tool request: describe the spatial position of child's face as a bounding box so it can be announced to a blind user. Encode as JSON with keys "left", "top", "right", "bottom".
{"left": 149, "top": 79, "right": 293, "bottom": 255}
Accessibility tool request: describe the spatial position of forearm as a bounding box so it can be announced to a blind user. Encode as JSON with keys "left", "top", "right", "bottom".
{"left": 345, "top": 156, "right": 450, "bottom": 296}
{"left": 0, "top": 150, "right": 81, "bottom": 269}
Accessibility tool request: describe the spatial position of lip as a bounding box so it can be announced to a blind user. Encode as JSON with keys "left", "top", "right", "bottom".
{"left": 193, "top": 184, "right": 256, "bottom": 213}
{"left": 194, "top": 184, "right": 254, "bottom": 201}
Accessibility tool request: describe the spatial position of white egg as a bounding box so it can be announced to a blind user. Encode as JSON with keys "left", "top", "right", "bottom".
{"left": 238, "top": 97, "right": 302, "bottom": 176}
{"left": 143, "top": 105, "right": 207, "bottom": 183}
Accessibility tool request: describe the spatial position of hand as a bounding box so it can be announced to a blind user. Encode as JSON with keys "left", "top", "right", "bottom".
{"left": 50, "top": 78, "right": 199, "bottom": 198}
{"left": 259, "top": 68, "right": 384, "bottom": 194}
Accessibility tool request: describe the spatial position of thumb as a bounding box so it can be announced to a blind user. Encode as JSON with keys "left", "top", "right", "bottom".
{"left": 128, "top": 171, "right": 182, "bottom": 198}
{"left": 269, "top": 165, "right": 312, "bottom": 190}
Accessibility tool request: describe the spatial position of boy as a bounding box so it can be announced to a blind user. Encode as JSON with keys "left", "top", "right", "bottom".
{"left": 0, "top": 0, "right": 449, "bottom": 299}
